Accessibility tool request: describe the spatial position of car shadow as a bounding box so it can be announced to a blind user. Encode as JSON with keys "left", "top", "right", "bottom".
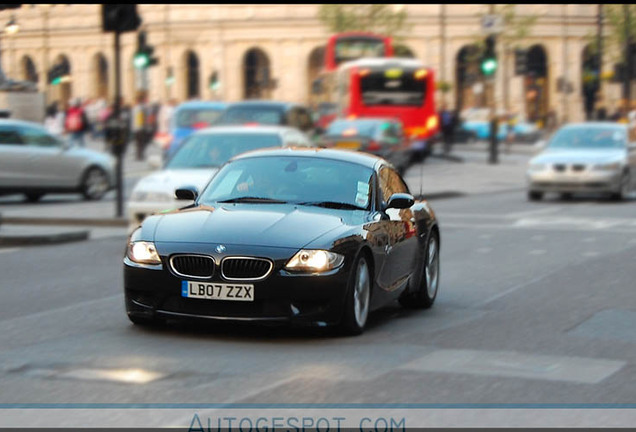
{"left": 537, "top": 193, "right": 635, "bottom": 204}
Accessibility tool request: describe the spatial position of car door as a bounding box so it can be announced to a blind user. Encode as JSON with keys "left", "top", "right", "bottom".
{"left": 0, "top": 125, "right": 31, "bottom": 188}
{"left": 17, "top": 125, "right": 83, "bottom": 188}
{"left": 378, "top": 166, "right": 418, "bottom": 287}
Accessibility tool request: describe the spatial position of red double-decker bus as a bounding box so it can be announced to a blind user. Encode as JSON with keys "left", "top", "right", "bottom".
{"left": 324, "top": 32, "right": 393, "bottom": 71}
{"left": 335, "top": 57, "right": 439, "bottom": 158}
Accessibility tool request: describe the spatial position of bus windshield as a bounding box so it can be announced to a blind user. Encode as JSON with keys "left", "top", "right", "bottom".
{"left": 335, "top": 37, "right": 386, "bottom": 65}
{"left": 360, "top": 71, "right": 426, "bottom": 106}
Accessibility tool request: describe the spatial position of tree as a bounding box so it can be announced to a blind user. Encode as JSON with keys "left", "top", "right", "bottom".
{"left": 587, "top": 5, "right": 636, "bottom": 64}
{"left": 317, "top": 5, "right": 410, "bottom": 40}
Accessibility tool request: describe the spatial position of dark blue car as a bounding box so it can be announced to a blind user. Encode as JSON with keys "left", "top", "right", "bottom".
{"left": 165, "top": 101, "right": 227, "bottom": 158}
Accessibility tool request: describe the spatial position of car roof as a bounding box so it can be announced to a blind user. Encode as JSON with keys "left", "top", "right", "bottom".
{"left": 560, "top": 122, "right": 627, "bottom": 130}
{"left": 0, "top": 118, "right": 47, "bottom": 129}
{"left": 231, "top": 147, "right": 384, "bottom": 170}
{"left": 191, "top": 125, "right": 303, "bottom": 136}
{"left": 176, "top": 101, "right": 227, "bottom": 111}
{"left": 224, "top": 100, "right": 300, "bottom": 110}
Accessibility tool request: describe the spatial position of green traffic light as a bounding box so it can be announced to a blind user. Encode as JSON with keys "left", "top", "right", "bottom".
{"left": 51, "top": 77, "right": 62, "bottom": 85}
{"left": 134, "top": 53, "right": 149, "bottom": 69}
{"left": 481, "top": 57, "right": 498, "bottom": 75}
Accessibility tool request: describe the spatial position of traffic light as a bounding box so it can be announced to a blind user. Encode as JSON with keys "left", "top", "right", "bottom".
{"left": 134, "top": 30, "right": 158, "bottom": 69}
{"left": 102, "top": 5, "right": 141, "bottom": 33}
{"left": 481, "top": 35, "right": 498, "bottom": 76}
{"left": 209, "top": 71, "right": 219, "bottom": 91}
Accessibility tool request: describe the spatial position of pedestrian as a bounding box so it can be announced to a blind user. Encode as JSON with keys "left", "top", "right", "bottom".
{"left": 104, "top": 97, "right": 132, "bottom": 155}
{"left": 64, "top": 98, "right": 89, "bottom": 147}
{"left": 44, "top": 101, "right": 65, "bottom": 136}
{"left": 504, "top": 112, "right": 516, "bottom": 154}
{"left": 440, "top": 104, "right": 456, "bottom": 155}
{"left": 131, "top": 94, "right": 147, "bottom": 160}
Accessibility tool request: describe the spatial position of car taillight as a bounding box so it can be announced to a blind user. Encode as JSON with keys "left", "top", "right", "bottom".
{"left": 244, "top": 122, "right": 260, "bottom": 127}
{"left": 367, "top": 140, "right": 381, "bottom": 151}
{"left": 192, "top": 121, "right": 209, "bottom": 129}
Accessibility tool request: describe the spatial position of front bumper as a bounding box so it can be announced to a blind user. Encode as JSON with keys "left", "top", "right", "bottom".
{"left": 527, "top": 169, "right": 622, "bottom": 193}
{"left": 124, "top": 250, "right": 351, "bottom": 327}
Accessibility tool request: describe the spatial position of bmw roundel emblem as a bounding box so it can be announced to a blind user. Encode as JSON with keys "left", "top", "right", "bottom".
{"left": 215, "top": 245, "right": 226, "bottom": 253}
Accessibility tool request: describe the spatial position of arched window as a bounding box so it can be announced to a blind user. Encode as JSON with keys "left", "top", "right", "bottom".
{"left": 185, "top": 50, "right": 200, "bottom": 100}
{"left": 243, "top": 48, "right": 271, "bottom": 100}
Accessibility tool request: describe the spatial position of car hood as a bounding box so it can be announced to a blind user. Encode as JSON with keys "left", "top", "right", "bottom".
{"left": 132, "top": 168, "right": 218, "bottom": 196}
{"left": 150, "top": 204, "right": 352, "bottom": 248}
{"left": 531, "top": 149, "right": 626, "bottom": 165}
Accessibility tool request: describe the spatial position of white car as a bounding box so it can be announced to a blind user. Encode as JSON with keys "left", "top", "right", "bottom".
{"left": 128, "top": 125, "right": 314, "bottom": 229}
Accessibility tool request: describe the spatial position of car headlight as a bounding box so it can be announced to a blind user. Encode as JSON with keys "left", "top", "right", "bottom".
{"left": 127, "top": 241, "right": 161, "bottom": 264}
{"left": 528, "top": 163, "right": 546, "bottom": 172}
{"left": 593, "top": 162, "right": 622, "bottom": 171}
{"left": 285, "top": 250, "right": 344, "bottom": 273}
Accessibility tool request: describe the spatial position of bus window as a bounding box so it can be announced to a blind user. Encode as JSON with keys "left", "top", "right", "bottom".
{"left": 360, "top": 71, "right": 426, "bottom": 107}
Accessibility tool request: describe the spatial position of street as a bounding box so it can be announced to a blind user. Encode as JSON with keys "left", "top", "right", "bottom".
{"left": 1, "top": 183, "right": 635, "bottom": 406}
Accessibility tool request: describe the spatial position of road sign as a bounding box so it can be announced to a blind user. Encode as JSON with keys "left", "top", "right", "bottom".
{"left": 482, "top": 14, "right": 502, "bottom": 35}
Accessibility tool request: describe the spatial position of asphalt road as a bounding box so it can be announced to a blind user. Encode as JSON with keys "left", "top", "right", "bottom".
{"left": 1, "top": 189, "right": 635, "bottom": 407}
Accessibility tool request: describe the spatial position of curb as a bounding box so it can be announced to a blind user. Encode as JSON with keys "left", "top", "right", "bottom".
{"left": 0, "top": 217, "right": 128, "bottom": 227}
{"left": 0, "top": 229, "right": 90, "bottom": 246}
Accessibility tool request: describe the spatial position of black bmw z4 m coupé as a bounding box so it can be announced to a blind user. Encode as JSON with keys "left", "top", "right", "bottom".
{"left": 124, "top": 148, "right": 440, "bottom": 335}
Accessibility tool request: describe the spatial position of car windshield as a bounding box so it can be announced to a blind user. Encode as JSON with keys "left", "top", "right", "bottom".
{"left": 175, "top": 108, "right": 223, "bottom": 128}
{"left": 199, "top": 156, "right": 374, "bottom": 210}
{"left": 219, "top": 107, "right": 284, "bottom": 125}
{"left": 165, "top": 133, "right": 283, "bottom": 169}
{"left": 548, "top": 127, "right": 626, "bottom": 150}
{"left": 326, "top": 120, "right": 380, "bottom": 138}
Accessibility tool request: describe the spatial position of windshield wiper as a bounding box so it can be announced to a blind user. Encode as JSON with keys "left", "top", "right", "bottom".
{"left": 217, "top": 196, "right": 288, "bottom": 204}
{"left": 297, "top": 201, "right": 366, "bottom": 210}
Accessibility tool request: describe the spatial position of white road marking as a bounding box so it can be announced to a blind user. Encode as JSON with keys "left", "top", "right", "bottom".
{"left": 0, "top": 248, "right": 20, "bottom": 254}
{"left": 582, "top": 251, "right": 600, "bottom": 257}
{"left": 582, "top": 237, "right": 597, "bottom": 243}
{"left": 531, "top": 235, "right": 546, "bottom": 241}
{"left": 401, "top": 349, "right": 625, "bottom": 384}
{"left": 476, "top": 247, "right": 492, "bottom": 254}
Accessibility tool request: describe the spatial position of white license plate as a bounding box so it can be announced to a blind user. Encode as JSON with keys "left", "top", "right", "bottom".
{"left": 181, "top": 280, "right": 254, "bottom": 302}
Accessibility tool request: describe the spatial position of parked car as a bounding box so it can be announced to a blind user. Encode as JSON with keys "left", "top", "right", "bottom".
{"left": 0, "top": 119, "right": 114, "bottom": 202}
{"left": 124, "top": 148, "right": 440, "bottom": 335}
{"left": 459, "top": 108, "right": 540, "bottom": 142}
{"left": 160, "top": 101, "right": 227, "bottom": 159}
{"left": 215, "top": 101, "right": 315, "bottom": 135}
{"left": 526, "top": 122, "right": 636, "bottom": 201}
{"left": 319, "top": 118, "right": 414, "bottom": 174}
{"left": 315, "top": 102, "right": 338, "bottom": 132}
{"left": 128, "top": 125, "right": 314, "bottom": 229}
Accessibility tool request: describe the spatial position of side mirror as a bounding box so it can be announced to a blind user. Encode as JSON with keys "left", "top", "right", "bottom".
{"left": 148, "top": 154, "right": 162, "bottom": 170}
{"left": 175, "top": 186, "right": 198, "bottom": 201}
{"left": 386, "top": 193, "right": 415, "bottom": 210}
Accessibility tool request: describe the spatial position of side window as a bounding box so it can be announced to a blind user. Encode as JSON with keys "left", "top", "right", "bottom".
{"left": 20, "top": 126, "right": 59, "bottom": 147}
{"left": 379, "top": 166, "right": 409, "bottom": 203}
{"left": 287, "top": 108, "right": 300, "bottom": 129}
{"left": 0, "top": 127, "right": 22, "bottom": 145}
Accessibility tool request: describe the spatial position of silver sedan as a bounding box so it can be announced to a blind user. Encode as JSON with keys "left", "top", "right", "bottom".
{"left": 527, "top": 123, "right": 636, "bottom": 201}
{"left": 0, "top": 119, "right": 114, "bottom": 202}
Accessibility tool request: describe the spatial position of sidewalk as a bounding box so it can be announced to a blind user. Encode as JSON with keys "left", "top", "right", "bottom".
{"left": 404, "top": 144, "right": 531, "bottom": 200}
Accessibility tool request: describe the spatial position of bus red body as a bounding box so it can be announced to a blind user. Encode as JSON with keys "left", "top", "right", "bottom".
{"left": 336, "top": 58, "right": 439, "bottom": 156}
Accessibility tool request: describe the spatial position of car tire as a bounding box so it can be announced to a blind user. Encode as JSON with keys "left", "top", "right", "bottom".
{"left": 399, "top": 231, "right": 439, "bottom": 309}
{"left": 338, "top": 254, "right": 372, "bottom": 336}
{"left": 81, "top": 167, "right": 110, "bottom": 201}
{"left": 610, "top": 172, "right": 630, "bottom": 201}
{"left": 528, "top": 191, "right": 543, "bottom": 201}
{"left": 24, "top": 193, "right": 45, "bottom": 202}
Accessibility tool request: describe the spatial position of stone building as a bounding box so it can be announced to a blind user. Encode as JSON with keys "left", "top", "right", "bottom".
{"left": 1, "top": 4, "right": 627, "bottom": 123}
